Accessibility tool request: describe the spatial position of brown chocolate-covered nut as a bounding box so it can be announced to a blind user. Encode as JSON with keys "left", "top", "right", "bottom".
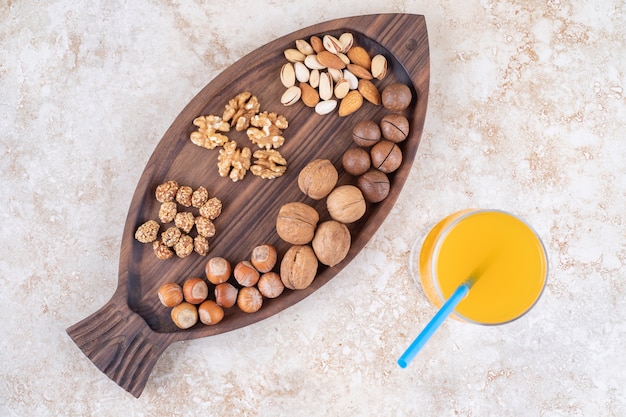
{"left": 380, "top": 114, "right": 410, "bottom": 143}
{"left": 342, "top": 147, "right": 371, "bottom": 176}
{"left": 381, "top": 83, "right": 413, "bottom": 111}
{"left": 357, "top": 170, "right": 390, "bottom": 203}
{"left": 352, "top": 120, "right": 381, "bottom": 147}
{"left": 370, "top": 140, "right": 403, "bottom": 173}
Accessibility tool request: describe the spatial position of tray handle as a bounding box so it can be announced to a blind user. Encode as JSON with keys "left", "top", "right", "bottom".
{"left": 66, "top": 299, "right": 171, "bottom": 398}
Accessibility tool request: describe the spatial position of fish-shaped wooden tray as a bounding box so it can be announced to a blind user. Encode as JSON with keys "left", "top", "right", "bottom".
{"left": 67, "top": 13, "right": 429, "bottom": 397}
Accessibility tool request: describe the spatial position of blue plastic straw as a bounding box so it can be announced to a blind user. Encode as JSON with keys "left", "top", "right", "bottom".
{"left": 397, "top": 281, "right": 471, "bottom": 368}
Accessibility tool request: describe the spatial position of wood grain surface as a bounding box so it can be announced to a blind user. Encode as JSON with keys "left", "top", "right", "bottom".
{"left": 67, "top": 13, "right": 430, "bottom": 397}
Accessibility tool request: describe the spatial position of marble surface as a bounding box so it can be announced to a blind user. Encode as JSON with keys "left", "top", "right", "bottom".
{"left": 1, "top": 1, "right": 625, "bottom": 415}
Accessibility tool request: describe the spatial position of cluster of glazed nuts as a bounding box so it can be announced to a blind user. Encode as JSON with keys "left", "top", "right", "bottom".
{"left": 189, "top": 91, "right": 289, "bottom": 182}
{"left": 157, "top": 243, "right": 284, "bottom": 329}
{"left": 134, "top": 180, "right": 222, "bottom": 259}
{"left": 280, "top": 32, "right": 388, "bottom": 116}
{"left": 343, "top": 82, "right": 413, "bottom": 202}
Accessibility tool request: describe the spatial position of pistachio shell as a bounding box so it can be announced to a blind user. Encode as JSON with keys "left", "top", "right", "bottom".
{"left": 280, "top": 62, "right": 295, "bottom": 88}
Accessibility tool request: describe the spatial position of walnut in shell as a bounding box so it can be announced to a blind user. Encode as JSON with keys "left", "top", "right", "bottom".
{"left": 326, "top": 185, "right": 366, "bottom": 224}
{"left": 275, "top": 202, "right": 319, "bottom": 245}
{"left": 280, "top": 245, "right": 318, "bottom": 290}
{"left": 297, "top": 159, "right": 338, "bottom": 200}
{"left": 312, "top": 220, "right": 351, "bottom": 267}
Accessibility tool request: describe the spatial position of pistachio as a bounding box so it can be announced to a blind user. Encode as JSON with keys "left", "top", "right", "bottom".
{"left": 309, "top": 69, "right": 320, "bottom": 88}
{"left": 315, "top": 99, "right": 337, "bottom": 115}
{"left": 319, "top": 71, "right": 334, "bottom": 101}
{"left": 284, "top": 48, "right": 306, "bottom": 63}
{"left": 328, "top": 68, "right": 344, "bottom": 83}
{"left": 304, "top": 54, "right": 326, "bottom": 70}
{"left": 334, "top": 78, "right": 350, "bottom": 99}
{"left": 281, "top": 85, "right": 301, "bottom": 106}
{"left": 338, "top": 32, "right": 354, "bottom": 53}
{"left": 336, "top": 52, "right": 350, "bottom": 66}
{"left": 280, "top": 62, "right": 296, "bottom": 88}
{"left": 295, "top": 39, "right": 315, "bottom": 56}
{"left": 322, "top": 35, "right": 342, "bottom": 54}
{"left": 294, "top": 61, "right": 310, "bottom": 83}
{"left": 371, "top": 54, "right": 388, "bottom": 80}
{"left": 343, "top": 69, "right": 359, "bottom": 90}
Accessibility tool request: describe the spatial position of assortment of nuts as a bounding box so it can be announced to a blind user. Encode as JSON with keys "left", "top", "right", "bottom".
{"left": 135, "top": 180, "right": 223, "bottom": 259}
{"left": 280, "top": 32, "right": 388, "bottom": 116}
{"left": 190, "top": 92, "right": 290, "bottom": 182}
{"left": 143, "top": 32, "right": 417, "bottom": 329}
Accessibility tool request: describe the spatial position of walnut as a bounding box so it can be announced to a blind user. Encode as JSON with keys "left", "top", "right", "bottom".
{"left": 250, "top": 149, "right": 287, "bottom": 179}
{"left": 194, "top": 235, "right": 209, "bottom": 256}
{"left": 217, "top": 141, "right": 251, "bottom": 182}
{"left": 175, "top": 185, "right": 193, "bottom": 207}
{"left": 162, "top": 226, "right": 182, "bottom": 247}
{"left": 191, "top": 186, "right": 209, "bottom": 208}
{"left": 246, "top": 111, "right": 288, "bottom": 150}
{"left": 155, "top": 180, "right": 179, "bottom": 203}
{"left": 174, "top": 211, "right": 195, "bottom": 234}
{"left": 153, "top": 240, "right": 174, "bottom": 260}
{"left": 158, "top": 201, "right": 177, "bottom": 223}
{"left": 135, "top": 220, "right": 160, "bottom": 243}
{"left": 199, "top": 197, "right": 222, "bottom": 220}
{"left": 195, "top": 216, "right": 216, "bottom": 238}
{"left": 222, "top": 92, "right": 261, "bottom": 131}
{"left": 190, "top": 115, "right": 230, "bottom": 149}
{"left": 174, "top": 234, "right": 194, "bottom": 258}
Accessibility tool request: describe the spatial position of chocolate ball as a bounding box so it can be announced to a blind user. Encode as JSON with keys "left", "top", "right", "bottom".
{"left": 342, "top": 147, "right": 371, "bottom": 176}
{"left": 352, "top": 120, "right": 381, "bottom": 147}
{"left": 370, "top": 140, "right": 402, "bottom": 173}
{"left": 357, "top": 170, "right": 390, "bottom": 203}
{"left": 380, "top": 114, "right": 410, "bottom": 143}
{"left": 381, "top": 83, "right": 413, "bottom": 111}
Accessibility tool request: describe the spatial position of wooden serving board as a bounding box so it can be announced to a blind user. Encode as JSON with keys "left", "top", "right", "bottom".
{"left": 67, "top": 13, "right": 430, "bottom": 397}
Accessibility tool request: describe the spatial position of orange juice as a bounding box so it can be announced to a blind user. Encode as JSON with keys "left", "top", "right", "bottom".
{"left": 415, "top": 210, "right": 547, "bottom": 325}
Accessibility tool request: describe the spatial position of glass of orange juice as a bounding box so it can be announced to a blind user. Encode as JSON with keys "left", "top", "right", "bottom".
{"left": 410, "top": 209, "right": 548, "bottom": 325}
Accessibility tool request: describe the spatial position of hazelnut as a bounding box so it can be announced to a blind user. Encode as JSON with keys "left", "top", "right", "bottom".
{"left": 380, "top": 113, "right": 410, "bottom": 143}
{"left": 157, "top": 282, "right": 183, "bottom": 307}
{"left": 342, "top": 147, "right": 371, "bottom": 176}
{"left": 234, "top": 261, "right": 260, "bottom": 287}
{"left": 171, "top": 302, "right": 198, "bottom": 329}
{"left": 214, "top": 282, "right": 238, "bottom": 308}
{"left": 297, "top": 159, "right": 338, "bottom": 200}
{"left": 381, "top": 83, "right": 413, "bottom": 111}
{"left": 257, "top": 272, "right": 285, "bottom": 298}
{"left": 352, "top": 120, "right": 381, "bottom": 147}
{"left": 182, "top": 277, "right": 208, "bottom": 304}
{"left": 237, "top": 286, "right": 263, "bottom": 313}
{"left": 198, "top": 300, "right": 224, "bottom": 325}
{"left": 276, "top": 202, "right": 319, "bottom": 245}
{"left": 312, "top": 220, "right": 351, "bottom": 267}
{"left": 251, "top": 244, "right": 277, "bottom": 273}
{"left": 280, "top": 245, "right": 318, "bottom": 290}
{"left": 205, "top": 257, "right": 231, "bottom": 285}
{"left": 370, "top": 140, "right": 403, "bottom": 173}
{"left": 326, "top": 185, "right": 367, "bottom": 224}
{"left": 357, "top": 170, "right": 390, "bottom": 203}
